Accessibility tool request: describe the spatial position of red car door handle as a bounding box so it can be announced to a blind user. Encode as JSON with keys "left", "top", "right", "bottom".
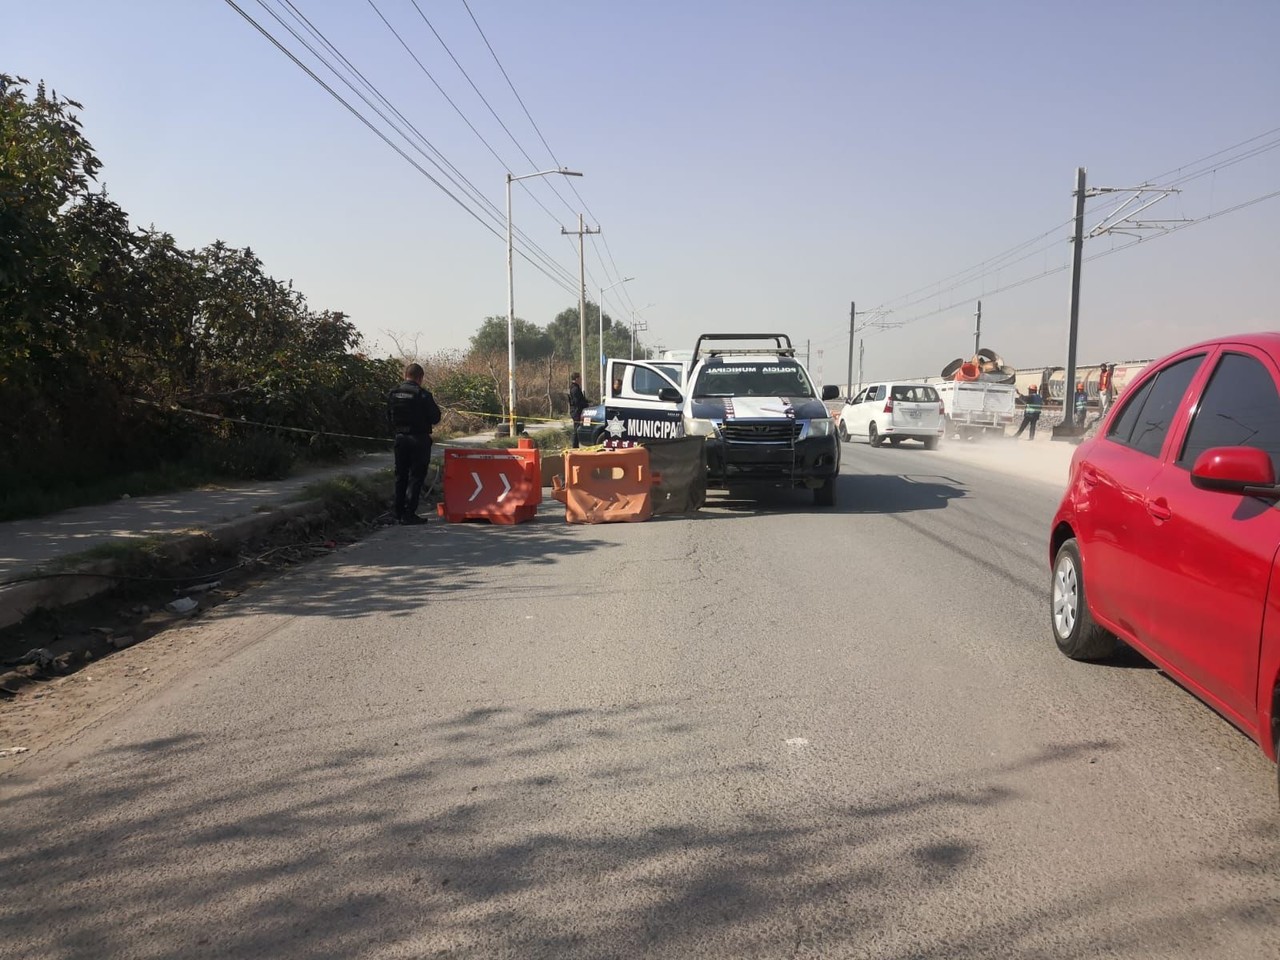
{"left": 1146, "top": 498, "right": 1172, "bottom": 521}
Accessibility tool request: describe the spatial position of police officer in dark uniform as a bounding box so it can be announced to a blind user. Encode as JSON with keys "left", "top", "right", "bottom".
{"left": 568, "top": 371, "right": 588, "bottom": 448}
{"left": 387, "top": 362, "right": 442, "bottom": 525}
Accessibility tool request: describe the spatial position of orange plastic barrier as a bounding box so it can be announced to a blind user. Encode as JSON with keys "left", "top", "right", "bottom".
{"left": 516, "top": 438, "right": 543, "bottom": 506}
{"left": 438, "top": 445, "right": 541, "bottom": 524}
{"left": 551, "top": 448, "right": 660, "bottom": 524}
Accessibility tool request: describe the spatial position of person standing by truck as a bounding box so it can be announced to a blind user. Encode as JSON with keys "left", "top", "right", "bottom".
{"left": 1014, "top": 385, "right": 1043, "bottom": 440}
{"left": 568, "top": 371, "right": 588, "bottom": 448}
{"left": 1074, "top": 382, "right": 1089, "bottom": 427}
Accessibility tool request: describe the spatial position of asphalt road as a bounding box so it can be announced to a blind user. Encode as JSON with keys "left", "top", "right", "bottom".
{"left": 3, "top": 440, "right": 1278, "bottom": 959}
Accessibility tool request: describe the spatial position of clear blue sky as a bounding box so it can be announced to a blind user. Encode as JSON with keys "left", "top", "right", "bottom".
{"left": 6, "top": 0, "right": 1278, "bottom": 385}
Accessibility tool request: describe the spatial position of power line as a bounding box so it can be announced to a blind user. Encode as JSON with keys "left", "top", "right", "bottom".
{"left": 272, "top": 0, "right": 579, "bottom": 292}
{"left": 874, "top": 186, "right": 1280, "bottom": 331}
{"left": 460, "top": 0, "right": 603, "bottom": 229}
{"left": 224, "top": 3, "right": 489, "bottom": 238}
{"left": 839, "top": 128, "right": 1280, "bottom": 341}
{"left": 262, "top": 0, "right": 576, "bottom": 290}
{"left": 1085, "top": 187, "right": 1280, "bottom": 264}
{"left": 361, "top": 0, "right": 581, "bottom": 272}
{"left": 406, "top": 0, "right": 581, "bottom": 225}
{"left": 460, "top": 0, "right": 637, "bottom": 304}
{"left": 1143, "top": 125, "right": 1280, "bottom": 186}
{"left": 225, "top": 0, "right": 581, "bottom": 298}
{"left": 876, "top": 129, "right": 1280, "bottom": 304}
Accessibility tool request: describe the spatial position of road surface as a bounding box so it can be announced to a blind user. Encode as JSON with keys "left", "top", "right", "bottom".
{"left": 2, "top": 439, "right": 1277, "bottom": 959}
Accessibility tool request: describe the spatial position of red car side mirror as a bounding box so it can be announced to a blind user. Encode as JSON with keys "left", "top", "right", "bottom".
{"left": 1190, "top": 446, "right": 1280, "bottom": 498}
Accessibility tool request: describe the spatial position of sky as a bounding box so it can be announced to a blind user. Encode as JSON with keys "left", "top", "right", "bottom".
{"left": 5, "top": 0, "right": 1278, "bottom": 388}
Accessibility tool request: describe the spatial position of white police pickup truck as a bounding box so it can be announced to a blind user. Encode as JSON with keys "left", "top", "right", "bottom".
{"left": 600, "top": 334, "right": 842, "bottom": 506}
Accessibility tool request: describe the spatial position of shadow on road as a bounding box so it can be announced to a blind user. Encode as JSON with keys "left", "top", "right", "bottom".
{"left": 2, "top": 701, "right": 1275, "bottom": 959}
{"left": 695, "top": 473, "right": 968, "bottom": 517}
{"left": 214, "top": 515, "right": 618, "bottom": 623}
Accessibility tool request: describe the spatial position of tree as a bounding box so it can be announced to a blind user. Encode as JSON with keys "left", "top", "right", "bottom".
{"left": 468, "top": 315, "right": 553, "bottom": 361}
{"left": 547, "top": 301, "right": 642, "bottom": 373}
{"left": 0, "top": 74, "right": 403, "bottom": 512}
{"left": 0, "top": 75, "right": 106, "bottom": 390}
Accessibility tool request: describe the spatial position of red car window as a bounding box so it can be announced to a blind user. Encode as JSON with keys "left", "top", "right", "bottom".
{"left": 1107, "top": 355, "right": 1203, "bottom": 458}
{"left": 1177, "top": 352, "right": 1280, "bottom": 476}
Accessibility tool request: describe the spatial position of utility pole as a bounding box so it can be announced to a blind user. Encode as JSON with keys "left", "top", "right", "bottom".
{"left": 846, "top": 301, "right": 856, "bottom": 398}
{"left": 806, "top": 339, "right": 811, "bottom": 368}
{"left": 561, "top": 214, "right": 600, "bottom": 387}
{"left": 1057, "top": 168, "right": 1179, "bottom": 437}
{"left": 858, "top": 339, "right": 864, "bottom": 393}
{"left": 974, "top": 300, "right": 982, "bottom": 357}
{"left": 630, "top": 316, "right": 648, "bottom": 360}
{"left": 1064, "top": 167, "right": 1086, "bottom": 431}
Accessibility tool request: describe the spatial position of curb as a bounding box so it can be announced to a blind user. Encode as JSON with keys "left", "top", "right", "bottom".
{"left": 0, "top": 498, "right": 329, "bottom": 631}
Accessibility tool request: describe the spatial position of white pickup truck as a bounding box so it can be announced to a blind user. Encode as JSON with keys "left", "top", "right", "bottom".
{"left": 933, "top": 379, "right": 1017, "bottom": 439}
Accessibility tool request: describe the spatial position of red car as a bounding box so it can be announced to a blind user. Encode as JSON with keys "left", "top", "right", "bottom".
{"left": 1049, "top": 332, "right": 1280, "bottom": 790}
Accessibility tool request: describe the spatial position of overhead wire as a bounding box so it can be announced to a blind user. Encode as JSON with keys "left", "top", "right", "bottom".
{"left": 225, "top": 1, "right": 497, "bottom": 243}
{"left": 357, "top": 0, "right": 586, "bottom": 286}
{"left": 460, "top": 0, "right": 641, "bottom": 315}
{"left": 402, "top": 0, "right": 600, "bottom": 282}
{"left": 405, "top": 0, "right": 581, "bottom": 224}
{"left": 228, "top": 0, "right": 581, "bottom": 297}
{"left": 395, "top": 0, "right": 643, "bottom": 323}
{"left": 459, "top": 0, "right": 605, "bottom": 230}
{"left": 837, "top": 129, "right": 1280, "bottom": 340}
{"left": 363, "top": 0, "right": 565, "bottom": 241}
{"left": 873, "top": 186, "right": 1280, "bottom": 332}
{"left": 273, "top": 0, "right": 579, "bottom": 292}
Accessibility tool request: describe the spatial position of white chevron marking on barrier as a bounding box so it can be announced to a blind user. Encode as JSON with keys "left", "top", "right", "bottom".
{"left": 468, "top": 471, "right": 512, "bottom": 503}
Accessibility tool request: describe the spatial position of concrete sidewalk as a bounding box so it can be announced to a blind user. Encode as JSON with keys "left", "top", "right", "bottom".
{"left": 0, "top": 424, "right": 568, "bottom": 628}
{"left": 0, "top": 452, "right": 396, "bottom": 580}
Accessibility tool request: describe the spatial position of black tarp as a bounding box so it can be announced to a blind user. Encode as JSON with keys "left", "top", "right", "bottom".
{"left": 638, "top": 436, "right": 707, "bottom": 514}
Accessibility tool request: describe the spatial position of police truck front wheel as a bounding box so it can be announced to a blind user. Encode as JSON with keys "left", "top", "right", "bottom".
{"left": 814, "top": 476, "right": 835, "bottom": 507}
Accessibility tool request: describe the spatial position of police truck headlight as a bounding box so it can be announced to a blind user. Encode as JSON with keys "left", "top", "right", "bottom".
{"left": 807, "top": 418, "right": 835, "bottom": 437}
{"left": 684, "top": 418, "right": 719, "bottom": 437}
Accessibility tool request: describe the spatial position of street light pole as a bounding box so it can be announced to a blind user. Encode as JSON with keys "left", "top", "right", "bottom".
{"left": 506, "top": 167, "right": 582, "bottom": 437}
{"left": 598, "top": 277, "right": 634, "bottom": 399}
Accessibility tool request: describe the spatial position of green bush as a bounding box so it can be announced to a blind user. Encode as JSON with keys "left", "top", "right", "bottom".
{"left": 432, "top": 370, "right": 500, "bottom": 415}
{"left": 196, "top": 430, "right": 298, "bottom": 480}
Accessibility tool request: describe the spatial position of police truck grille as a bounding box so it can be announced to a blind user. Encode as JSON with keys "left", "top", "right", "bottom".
{"left": 720, "top": 422, "right": 802, "bottom": 443}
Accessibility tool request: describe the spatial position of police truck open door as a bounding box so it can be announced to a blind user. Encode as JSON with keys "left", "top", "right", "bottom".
{"left": 601, "top": 359, "right": 688, "bottom": 443}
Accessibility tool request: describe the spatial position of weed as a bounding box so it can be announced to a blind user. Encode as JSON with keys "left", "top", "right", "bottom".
{"left": 44, "top": 534, "right": 187, "bottom": 578}
{"left": 295, "top": 470, "right": 395, "bottom": 522}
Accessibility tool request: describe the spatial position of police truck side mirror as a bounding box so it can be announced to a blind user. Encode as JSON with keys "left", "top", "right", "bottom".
{"left": 822, "top": 385, "right": 840, "bottom": 401}
{"left": 657, "top": 387, "right": 683, "bottom": 403}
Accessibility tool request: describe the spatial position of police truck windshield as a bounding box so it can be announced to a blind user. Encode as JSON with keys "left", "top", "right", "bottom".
{"left": 692, "top": 362, "right": 816, "bottom": 398}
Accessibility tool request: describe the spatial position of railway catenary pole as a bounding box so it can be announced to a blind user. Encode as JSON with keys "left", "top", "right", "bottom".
{"left": 846, "top": 301, "right": 856, "bottom": 399}
{"left": 1064, "top": 167, "right": 1087, "bottom": 427}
